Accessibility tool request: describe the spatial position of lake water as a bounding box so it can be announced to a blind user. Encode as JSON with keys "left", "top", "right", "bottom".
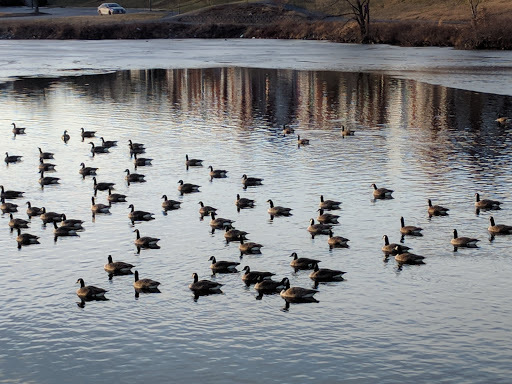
{"left": 1, "top": 48, "right": 512, "bottom": 383}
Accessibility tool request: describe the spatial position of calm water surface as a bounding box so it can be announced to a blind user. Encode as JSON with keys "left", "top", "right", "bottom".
{"left": 1, "top": 68, "right": 512, "bottom": 383}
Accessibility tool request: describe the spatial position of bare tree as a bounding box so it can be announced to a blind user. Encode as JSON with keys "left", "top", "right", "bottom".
{"left": 467, "top": 0, "right": 482, "bottom": 26}
{"left": 348, "top": 0, "right": 370, "bottom": 42}
{"left": 329, "top": 0, "right": 370, "bottom": 43}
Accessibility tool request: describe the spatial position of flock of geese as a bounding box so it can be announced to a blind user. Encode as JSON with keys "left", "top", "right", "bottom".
{"left": 3, "top": 120, "right": 512, "bottom": 306}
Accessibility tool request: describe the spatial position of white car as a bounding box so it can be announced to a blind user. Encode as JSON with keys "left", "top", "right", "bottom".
{"left": 97, "top": 3, "right": 126, "bottom": 15}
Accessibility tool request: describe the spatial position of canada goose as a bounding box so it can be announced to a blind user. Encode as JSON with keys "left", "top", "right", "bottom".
{"left": 124, "top": 169, "right": 146, "bottom": 183}
{"left": 106, "top": 188, "right": 127, "bottom": 203}
{"left": 104, "top": 255, "right": 134, "bottom": 274}
{"left": 4, "top": 152, "right": 23, "bottom": 164}
{"left": 239, "top": 237, "right": 263, "bottom": 256}
{"left": 474, "top": 193, "right": 501, "bottom": 210}
{"left": 289, "top": 252, "right": 320, "bottom": 270}
{"left": 210, "top": 212, "right": 235, "bottom": 229}
{"left": 488, "top": 216, "right": 512, "bottom": 234}
{"left": 133, "top": 153, "right": 152, "bottom": 167}
{"left": 26, "top": 201, "right": 43, "bottom": 217}
{"left": 161, "top": 195, "right": 181, "bottom": 210}
{"left": 189, "top": 273, "right": 223, "bottom": 293}
{"left": 307, "top": 218, "right": 332, "bottom": 239}
{"left": 39, "top": 207, "right": 63, "bottom": 224}
{"left": 185, "top": 154, "right": 203, "bottom": 168}
{"left": 241, "top": 266, "right": 275, "bottom": 284}
{"left": 80, "top": 127, "right": 96, "bottom": 139}
{"left": 209, "top": 256, "right": 240, "bottom": 273}
{"left": 8, "top": 213, "right": 29, "bottom": 229}
{"left": 128, "top": 139, "right": 145, "bottom": 149}
{"left": 39, "top": 158, "right": 56, "bottom": 172}
{"left": 92, "top": 177, "right": 115, "bottom": 191}
{"left": 450, "top": 229, "right": 479, "bottom": 248}
{"left": 11, "top": 122, "right": 26, "bottom": 135}
{"left": 382, "top": 235, "right": 410, "bottom": 254}
{"left": 319, "top": 195, "right": 341, "bottom": 210}
{"left": 89, "top": 142, "right": 109, "bottom": 154}
{"left": 341, "top": 125, "right": 355, "bottom": 136}
{"left": 267, "top": 199, "right": 292, "bottom": 217}
{"left": 177, "top": 179, "right": 200, "bottom": 194}
{"left": 0, "top": 185, "right": 24, "bottom": 199}
{"left": 317, "top": 209, "right": 339, "bottom": 224}
{"left": 208, "top": 165, "right": 228, "bottom": 178}
{"left": 428, "top": 199, "right": 449, "bottom": 216}
{"left": 241, "top": 174, "right": 263, "bottom": 188}
{"left": 133, "top": 229, "right": 160, "bottom": 249}
{"left": 133, "top": 270, "right": 160, "bottom": 290}
{"left": 1, "top": 198, "right": 18, "bottom": 213}
{"left": 400, "top": 217, "right": 423, "bottom": 236}
{"left": 91, "top": 197, "right": 110, "bottom": 214}
{"left": 280, "top": 283, "right": 318, "bottom": 301}
{"left": 16, "top": 228, "right": 39, "bottom": 246}
{"left": 79, "top": 162, "right": 98, "bottom": 177}
{"left": 309, "top": 263, "right": 346, "bottom": 282}
{"left": 100, "top": 137, "right": 117, "bottom": 148}
{"left": 394, "top": 245, "right": 426, "bottom": 264}
{"left": 60, "top": 214, "right": 84, "bottom": 229}
{"left": 128, "top": 204, "right": 154, "bottom": 222}
{"left": 129, "top": 142, "right": 145, "bottom": 155}
{"left": 297, "top": 135, "right": 310, "bottom": 146}
{"left": 61, "top": 130, "right": 70, "bottom": 142}
{"left": 76, "top": 278, "right": 107, "bottom": 299}
{"left": 53, "top": 221, "right": 78, "bottom": 236}
{"left": 371, "top": 183, "right": 393, "bottom": 199}
{"left": 236, "top": 194, "right": 255, "bottom": 209}
{"left": 38, "top": 147, "right": 54, "bottom": 160}
{"left": 327, "top": 230, "right": 349, "bottom": 248}
{"left": 496, "top": 114, "right": 511, "bottom": 125}
{"left": 282, "top": 124, "right": 295, "bottom": 134}
{"left": 199, "top": 201, "right": 217, "bottom": 216}
{"left": 224, "top": 226, "right": 249, "bottom": 243}
{"left": 39, "top": 170, "right": 60, "bottom": 186}
{"left": 255, "top": 277, "right": 289, "bottom": 293}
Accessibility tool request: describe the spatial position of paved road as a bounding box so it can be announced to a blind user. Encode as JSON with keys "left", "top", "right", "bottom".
{"left": 0, "top": 6, "right": 152, "bottom": 19}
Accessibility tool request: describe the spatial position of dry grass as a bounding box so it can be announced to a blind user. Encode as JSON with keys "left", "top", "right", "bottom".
{"left": 0, "top": 1, "right": 511, "bottom": 49}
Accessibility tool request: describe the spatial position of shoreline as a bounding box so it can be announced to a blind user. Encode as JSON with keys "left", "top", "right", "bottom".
{"left": 0, "top": 3, "right": 511, "bottom": 50}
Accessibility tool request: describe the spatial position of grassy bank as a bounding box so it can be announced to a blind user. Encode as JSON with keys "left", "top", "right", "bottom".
{"left": 0, "top": 2, "right": 511, "bottom": 49}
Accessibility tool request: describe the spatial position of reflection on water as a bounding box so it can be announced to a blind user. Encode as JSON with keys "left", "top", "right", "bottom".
{"left": 1, "top": 67, "right": 512, "bottom": 384}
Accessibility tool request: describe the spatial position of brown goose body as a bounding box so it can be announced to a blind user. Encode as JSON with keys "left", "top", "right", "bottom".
{"left": 189, "top": 273, "right": 223, "bottom": 293}
{"left": 161, "top": 195, "right": 181, "bottom": 210}
{"left": 133, "top": 229, "right": 160, "bottom": 249}
{"left": 241, "top": 266, "right": 274, "bottom": 284}
{"left": 474, "top": 193, "right": 502, "bottom": 210}
{"left": 307, "top": 218, "right": 332, "bottom": 239}
{"left": 381, "top": 235, "right": 410, "bottom": 254}
{"left": 8, "top": 213, "right": 29, "bottom": 229}
{"left": 289, "top": 252, "right": 320, "bottom": 270}
{"left": 236, "top": 194, "right": 255, "bottom": 209}
{"left": 104, "top": 255, "right": 134, "bottom": 274}
{"left": 209, "top": 256, "right": 240, "bottom": 273}
{"left": 427, "top": 199, "right": 449, "bottom": 216}
{"left": 400, "top": 217, "right": 423, "bottom": 236}
{"left": 133, "top": 270, "right": 160, "bottom": 290}
{"left": 488, "top": 216, "right": 512, "bottom": 234}
{"left": 371, "top": 183, "right": 393, "bottom": 199}
{"left": 76, "top": 278, "right": 107, "bottom": 299}
{"left": 309, "top": 263, "right": 346, "bottom": 282}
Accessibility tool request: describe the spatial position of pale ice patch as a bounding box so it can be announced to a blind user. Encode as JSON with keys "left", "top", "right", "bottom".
{"left": 0, "top": 39, "right": 511, "bottom": 95}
